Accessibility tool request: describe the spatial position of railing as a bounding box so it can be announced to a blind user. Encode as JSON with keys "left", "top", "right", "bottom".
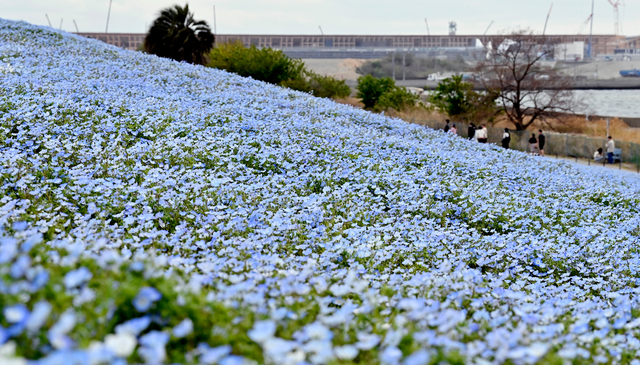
{"left": 407, "top": 118, "right": 640, "bottom": 165}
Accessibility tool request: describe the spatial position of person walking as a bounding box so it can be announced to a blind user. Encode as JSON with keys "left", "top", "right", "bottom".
{"left": 449, "top": 123, "right": 457, "bottom": 135}
{"left": 468, "top": 123, "right": 476, "bottom": 141}
{"left": 444, "top": 119, "right": 450, "bottom": 133}
{"left": 528, "top": 133, "right": 538, "bottom": 155}
{"left": 606, "top": 136, "right": 615, "bottom": 164}
{"left": 476, "top": 124, "right": 488, "bottom": 143}
{"left": 538, "top": 130, "right": 546, "bottom": 156}
{"left": 501, "top": 128, "right": 511, "bottom": 149}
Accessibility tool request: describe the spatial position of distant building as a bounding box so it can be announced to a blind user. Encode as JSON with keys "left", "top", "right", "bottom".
{"left": 75, "top": 32, "right": 625, "bottom": 59}
{"left": 76, "top": 33, "right": 145, "bottom": 51}
{"left": 557, "top": 42, "right": 585, "bottom": 62}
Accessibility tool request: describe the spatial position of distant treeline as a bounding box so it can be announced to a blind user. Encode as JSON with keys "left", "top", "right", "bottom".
{"left": 356, "top": 53, "right": 469, "bottom": 79}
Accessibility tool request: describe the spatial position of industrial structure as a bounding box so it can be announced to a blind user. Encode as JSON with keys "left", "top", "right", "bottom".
{"left": 76, "top": 32, "right": 632, "bottom": 59}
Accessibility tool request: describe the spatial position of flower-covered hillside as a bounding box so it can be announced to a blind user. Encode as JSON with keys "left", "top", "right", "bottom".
{"left": 2, "top": 20, "right": 640, "bottom": 365}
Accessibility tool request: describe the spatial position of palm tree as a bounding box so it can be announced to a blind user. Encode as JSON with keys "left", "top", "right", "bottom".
{"left": 144, "top": 4, "right": 214, "bottom": 65}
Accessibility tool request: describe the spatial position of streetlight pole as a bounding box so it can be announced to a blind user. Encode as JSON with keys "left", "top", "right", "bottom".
{"left": 588, "top": 0, "right": 594, "bottom": 59}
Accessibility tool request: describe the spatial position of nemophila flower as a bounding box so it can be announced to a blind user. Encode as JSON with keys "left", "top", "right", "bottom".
{"left": 63, "top": 267, "right": 92, "bottom": 290}
{"left": 11, "top": 222, "right": 27, "bottom": 231}
{"left": 104, "top": 332, "right": 137, "bottom": 358}
{"left": 115, "top": 316, "right": 151, "bottom": 336}
{"left": 5, "top": 18, "right": 640, "bottom": 364}
{"left": 248, "top": 320, "right": 277, "bottom": 343}
{"left": 132, "top": 287, "right": 162, "bottom": 312}
{"left": 3, "top": 304, "right": 28, "bottom": 324}
{"left": 138, "top": 331, "right": 170, "bottom": 364}
{"left": 171, "top": 318, "right": 193, "bottom": 338}
{"left": 48, "top": 310, "right": 76, "bottom": 350}
{"left": 200, "top": 344, "right": 232, "bottom": 364}
{"left": 25, "top": 301, "right": 51, "bottom": 333}
{"left": 334, "top": 345, "right": 359, "bottom": 360}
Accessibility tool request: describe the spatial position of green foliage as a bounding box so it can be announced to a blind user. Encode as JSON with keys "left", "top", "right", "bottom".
{"left": 355, "top": 75, "right": 396, "bottom": 110}
{"left": 305, "top": 71, "right": 351, "bottom": 99}
{"left": 356, "top": 75, "right": 419, "bottom": 112}
{"left": 377, "top": 87, "right": 419, "bottom": 112}
{"left": 209, "top": 43, "right": 350, "bottom": 99}
{"left": 356, "top": 53, "right": 468, "bottom": 79}
{"left": 144, "top": 4, "right": 214, "bottom": 65}
{"left": 209, "top": 41, "right": 306, "bottom": 85}
{"left": 428, "top": 75, "right": 498, "bottom": 122}
{"left": 428, "top": 75, "right": 473, "bottom": 116}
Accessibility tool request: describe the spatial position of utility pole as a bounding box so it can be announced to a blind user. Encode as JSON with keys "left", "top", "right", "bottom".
{"left": 402, "top": 53, "right": 406, "bottom": 81}
{"left": 59, "top": 18, "right": 63, "bottom": 30}
{"left": 45, "top": 14, "right": 52, "bottom": 28}
{"left": 213, "top": 6, "right": 217, "bottom": 36}
{"left": 105, "top": 0, "right": 113, "bottom": 33}
{"left": 424, "top": 18, "right": 430, "bottom": 36}
{"left": 392, "top": 53, "right": 395, "bottom": 80}
{"left": 588, "top": 0, "right": 594, "bottom": 59}
{"left": 73, "top": 20, "right": 79, "bottom": 33}
{"left": 318, "top": 26, "right": 324, "bottom": 36}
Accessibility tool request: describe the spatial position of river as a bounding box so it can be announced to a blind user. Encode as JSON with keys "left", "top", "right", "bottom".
{"left": 575, "top": 90, "right": 640, "bottom": 118}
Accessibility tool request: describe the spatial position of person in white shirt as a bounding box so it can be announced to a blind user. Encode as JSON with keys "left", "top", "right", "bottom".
{"left": 606, "top": 136, "right": 615, "bottom": 164}
{"left": 476, "top": 125, "right": 488, "bottom": 143}
{"left": 594, "top": 148, "right": 604, "bottom": 162}
{"left": 449, "top": 124, "right": 457, "bottom": 135}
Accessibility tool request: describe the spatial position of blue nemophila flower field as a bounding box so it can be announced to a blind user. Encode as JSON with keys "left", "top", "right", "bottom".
{"left": 2, "top": 19, "right": 640, "bottom": 365}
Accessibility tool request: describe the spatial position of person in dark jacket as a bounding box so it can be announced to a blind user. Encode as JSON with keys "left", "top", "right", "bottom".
{"left": 501, "top": 128, "right": 511, "bottom": 149}
{"left": 538, "top": 130, "right": 546, "bottom": 156}
{"left": 444, "top": 119, "right": 450, "bottom": 133}
{"left": 468, "top": 123, "right": 476, "bottom": 140}
{"left": 528, "top": 134, "right": 538, "bottom": 155}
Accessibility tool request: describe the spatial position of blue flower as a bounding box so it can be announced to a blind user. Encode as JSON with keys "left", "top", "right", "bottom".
{"left": 133, "top": 287, "right": 162, "bottom": 312}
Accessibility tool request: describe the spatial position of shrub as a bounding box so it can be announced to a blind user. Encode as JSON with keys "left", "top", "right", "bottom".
{"left": 428, "top": 75, "right": 497, "bottom": 122}
{"left": 208, "top": 41, "right": 306, "bottom": 85}
{"left": 209, "top": 43, "right": 350, "bottom": 99}
{"left": 355, "top": 75, "right": 395, "bottom": 110}
{"left": 377, "top": 87, "right": 419, "bottom": 112}
{"left": 306, "top": 71, "right": 351, "bottom": 99}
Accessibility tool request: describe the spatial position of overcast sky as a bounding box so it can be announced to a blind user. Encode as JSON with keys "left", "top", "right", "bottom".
{"left": 3, "top": 0, "right": 638, "bottom": 36}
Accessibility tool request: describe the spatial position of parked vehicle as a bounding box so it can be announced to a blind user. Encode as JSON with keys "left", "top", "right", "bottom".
{"left": 620, "top": 69, "right": 640, "bottom": 77}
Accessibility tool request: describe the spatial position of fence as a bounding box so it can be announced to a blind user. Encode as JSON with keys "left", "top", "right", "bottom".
{"left": 408, "top": 119, "right": 640, "bottom": 164}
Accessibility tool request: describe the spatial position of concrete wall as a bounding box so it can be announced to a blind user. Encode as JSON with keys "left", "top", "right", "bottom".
{"left": 411, "top": 119, "right": 640, "bottom": 163}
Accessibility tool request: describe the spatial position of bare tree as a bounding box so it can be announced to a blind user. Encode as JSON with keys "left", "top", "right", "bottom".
{"left": 474, "top": 30, "right": 580, "bottom": 130}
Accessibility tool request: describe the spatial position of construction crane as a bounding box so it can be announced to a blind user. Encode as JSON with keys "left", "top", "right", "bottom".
{"left": 576, "top": 14, "right": 593, "bottom": 34}
{"left": 606, "top": 0, "right": 624, "bottom": 35}
{"left": 483, "top": 21, "right": 494, "bottom": 36}
{"left": 542, "top": 3, "right": 553, "bottom": 36}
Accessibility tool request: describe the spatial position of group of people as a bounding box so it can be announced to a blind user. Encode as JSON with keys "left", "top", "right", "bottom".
{"left": 443, "top": 120, "right": 496, "bottom": 146}
{"left": 470, "top": 123, "right": 489, "bottom": 143}
{"left": 527, "top": 130, "right": 546, "bottom": 156}
{"left": 593, "top": 136, "right": 616, "bottom": 164}
{"left": 443, "top": 119, "right": 619, "bottom": 165}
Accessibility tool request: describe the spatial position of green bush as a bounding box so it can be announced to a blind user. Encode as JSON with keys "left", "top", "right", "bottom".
{"left": 428, "top": 75, "right": 473, "bottom": 116}
{"left": 208, "top": 41, "right": 306, "bottom": 85}
{"left": 208, "top": 42, "right": 351, "bottom": 100}
{"left": 428, "top": 75, "right": 498, "bottom": 122}
{"left": 355, "top": 75, "right": 396, "bottom": 110}
{"left": 306, "top": 71, "right": 351, "bottom": 99}
{"left": 377, "top": 87, "right": 419, "bottom": 112}
{"left": 356, "top": 75, "right": 419, "bottom": 112}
